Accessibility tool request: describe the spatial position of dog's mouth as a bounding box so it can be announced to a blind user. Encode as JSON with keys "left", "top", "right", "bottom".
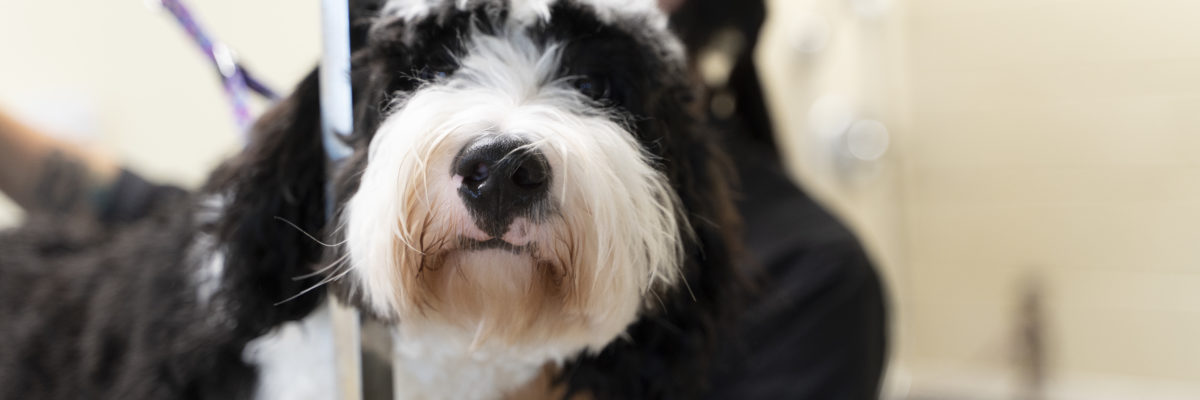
{"left": 456, "top": 237, "right": 533, "bottom": 254}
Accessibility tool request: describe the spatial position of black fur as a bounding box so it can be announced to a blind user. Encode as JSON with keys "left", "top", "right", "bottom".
{"left": 0, "top": 74, "right": 329, "bottom": 399}
{"left": 0, "top": 1, "right": 744, "bottom": 398}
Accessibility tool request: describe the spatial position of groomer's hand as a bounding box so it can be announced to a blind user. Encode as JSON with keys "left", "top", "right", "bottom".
{"left": 0, "top": 108, "right": 118, "bottom": 214}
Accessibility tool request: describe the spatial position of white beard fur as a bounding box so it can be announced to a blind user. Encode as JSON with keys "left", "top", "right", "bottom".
{"left": 391, "top": 319, "right": 560, "bottom": 400}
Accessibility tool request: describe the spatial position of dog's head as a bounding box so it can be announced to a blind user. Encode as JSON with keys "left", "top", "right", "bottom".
{"left": 339, "top": 0, "right": 693, "bottom": 353}
{"left": 211, "top": 0, "right": 739, "bottom": 367}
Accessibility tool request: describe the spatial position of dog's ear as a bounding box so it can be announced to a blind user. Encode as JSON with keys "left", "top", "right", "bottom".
{"left": 203, "top": 70, "right": 329, "bottom": 331}
{"left": 559, "top": 76, "right": 747, "bottom": 398}
{"left": 653, "top": 80, "right": 747, "bottom": 398}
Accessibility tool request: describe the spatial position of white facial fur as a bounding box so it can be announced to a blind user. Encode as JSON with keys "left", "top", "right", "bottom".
{"left": 343, "top": 21, "right": 684, "bottom": 371}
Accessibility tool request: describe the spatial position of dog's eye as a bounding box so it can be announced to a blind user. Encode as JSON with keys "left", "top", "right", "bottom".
{"left": 418, "top": 66, "right": 454, "bottom": 81}
{"left": 573, "top": 75, "right": 612, "bottom": 102}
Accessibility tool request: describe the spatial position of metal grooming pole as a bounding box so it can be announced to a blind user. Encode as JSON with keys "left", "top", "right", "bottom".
{"left": 319, "top": 0, "right": 362, "bottom": 399}
{"left": 155, "top": 0, "right": 365, "bottom": 397}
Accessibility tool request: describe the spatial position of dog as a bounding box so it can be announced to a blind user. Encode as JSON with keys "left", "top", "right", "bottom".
{"left": 0, "top": 0, "right": 743, "bottom": 398}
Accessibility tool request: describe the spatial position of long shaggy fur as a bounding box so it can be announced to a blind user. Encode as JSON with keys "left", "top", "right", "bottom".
{"left": 344, "top": 26, "right": 684, "bottom": 349}
{"left": 0, "top": 0, "right": 744, "bottom": 398}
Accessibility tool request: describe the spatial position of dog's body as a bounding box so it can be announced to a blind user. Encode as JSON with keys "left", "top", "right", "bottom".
{"left": 0, "top": 0, "right": 743, "bottom": 398}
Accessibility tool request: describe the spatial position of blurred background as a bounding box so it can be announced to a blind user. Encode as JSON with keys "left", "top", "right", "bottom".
{"left": 2, "top": 0, "right": 1199, "bottom": 399}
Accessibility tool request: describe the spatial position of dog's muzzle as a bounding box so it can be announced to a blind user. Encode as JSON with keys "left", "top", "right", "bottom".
{"left": 453, "top": 135, "right": 550, "bottom": 236}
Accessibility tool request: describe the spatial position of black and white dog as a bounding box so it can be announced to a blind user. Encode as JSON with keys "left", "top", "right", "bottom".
{"left": 0, "top": 0, "right": 742, "bottom": 398}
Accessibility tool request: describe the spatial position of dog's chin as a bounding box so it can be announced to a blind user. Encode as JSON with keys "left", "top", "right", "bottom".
{"left": 399, "top": 237, "right": 572, "bottom": 344}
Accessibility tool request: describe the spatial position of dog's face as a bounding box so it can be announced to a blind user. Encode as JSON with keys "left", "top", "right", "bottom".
{"left": 332, "top": 0, "right": 699, "bottom": 356}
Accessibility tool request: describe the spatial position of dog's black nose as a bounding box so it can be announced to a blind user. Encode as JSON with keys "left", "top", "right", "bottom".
{"left": 454, "top": 136, "right": 550, "bottom": 236}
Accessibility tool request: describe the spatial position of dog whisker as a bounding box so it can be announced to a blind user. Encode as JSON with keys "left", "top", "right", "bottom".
{"left": 273, "top": 216, "right": 345, "bottom": 247}
{"left": 292, "top": 253, "right": 351, "bottom": 281}
{"left": 274, "top": 264, "right": 353, "bottom": 306}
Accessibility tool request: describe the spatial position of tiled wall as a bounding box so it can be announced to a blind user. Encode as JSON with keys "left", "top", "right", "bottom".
{"left": 762, "top": 0, "right": 1200, "bottom": 398}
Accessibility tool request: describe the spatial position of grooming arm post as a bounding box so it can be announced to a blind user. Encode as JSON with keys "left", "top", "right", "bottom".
{"left": 319, "top": 0, "right": 354, "bottom": 162}
{"left": 319, "top": 0, "right": 360, "bottom": 399}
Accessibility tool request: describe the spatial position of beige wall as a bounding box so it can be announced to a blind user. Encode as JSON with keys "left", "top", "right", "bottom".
{"left": 904, "top": 0, "right": 1200, "bottom": 397}
{"left": 761, "top": 0, "right": 1200, "bottom": 398}
{"left": 0, "top": 0, "right": 318, "bottom": 226}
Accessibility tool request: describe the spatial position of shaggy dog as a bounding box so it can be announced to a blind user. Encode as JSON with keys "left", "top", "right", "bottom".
{"left": 0, "top": 0, "right": 742, "bottom": 398}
